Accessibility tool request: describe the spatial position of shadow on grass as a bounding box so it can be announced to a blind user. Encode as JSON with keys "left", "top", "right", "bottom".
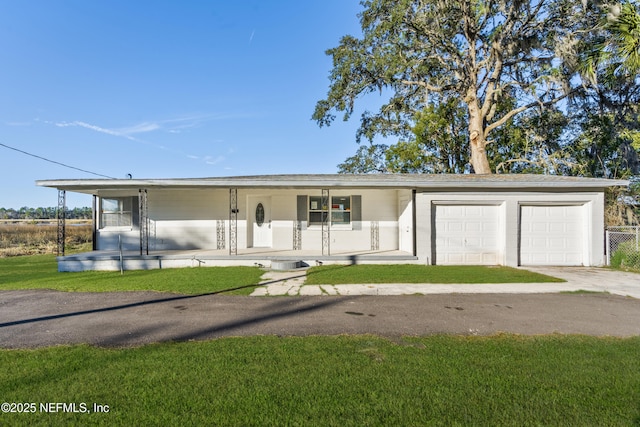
{"left": 0, "top": 273, "right": 314, "bottom": 330}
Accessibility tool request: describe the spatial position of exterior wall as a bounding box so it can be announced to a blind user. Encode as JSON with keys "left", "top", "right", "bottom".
{"left": 275, "top": 188, "right": 401, "bottom": 253}
{"left": 94, "top": 186, "right": 606, "bottom": 267}
{"left": 415, "top": 190, "right": 606, "bottom": 267}
{"left": 299, "top": 189, "right": 400, "bottom": 253}
{"left": 95, "top": 188, "right": 405, "bottom": 253}
{"left": 149, "top": 189, "right": 226, "bottom": 250}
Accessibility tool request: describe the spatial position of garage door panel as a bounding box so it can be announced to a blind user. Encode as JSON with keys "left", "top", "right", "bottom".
{"left": 520, "top": 205, "right": 584, "bottom": 266}
{"left": 435, "top": 204, "right": 501, "bottom": 265}
{"left": 466, "top": 222, "right": 482, "bottom": 232}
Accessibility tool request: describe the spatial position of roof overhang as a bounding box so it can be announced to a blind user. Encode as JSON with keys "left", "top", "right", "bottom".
{"left": 36, "top": 173, "right": 630, "bottom": 195}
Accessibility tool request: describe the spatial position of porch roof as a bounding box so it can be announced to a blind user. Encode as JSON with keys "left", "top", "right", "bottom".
{"left": 36, "top": 173, "right": 629, "bottom": 195}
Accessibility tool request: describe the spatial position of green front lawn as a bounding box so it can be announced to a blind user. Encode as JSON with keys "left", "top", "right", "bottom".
{"left": 0, "top": 256, "right": 564, "bottom": 294}
{"left": 1, "top": 335, "right": 639, "bottom": 426}
{"left": 305, "top": 264, "right": 565, "bottom": 284}
{"left": 0, "top": 255, "right": 264, "bottom": 295}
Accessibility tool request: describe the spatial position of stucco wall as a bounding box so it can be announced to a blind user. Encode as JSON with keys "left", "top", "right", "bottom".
{"left": 96, "top": 188, "right": 407, "bottom": 253}
{"left": 415, "top": 191, "right": 605, "bottom": 267}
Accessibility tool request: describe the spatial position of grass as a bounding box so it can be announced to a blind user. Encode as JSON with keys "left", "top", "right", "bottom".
{"left": 0, "top": 256, "right": 565, "bottom": 296}
{"left": 0, "top": 255, "right": 264, "bottom": 295}
{"left": 1, "top": 335, "right": 639, "bottom": 426}
{"left": 305, "top": 264, "right": 565, "bottom": 284}
{"left": 0, "top": 256, "right": 636, "bottom": 424}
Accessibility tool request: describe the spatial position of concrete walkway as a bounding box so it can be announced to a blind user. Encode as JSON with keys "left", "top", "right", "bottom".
{"left": 251, "top": 267, "right": 640, "bottom": 298}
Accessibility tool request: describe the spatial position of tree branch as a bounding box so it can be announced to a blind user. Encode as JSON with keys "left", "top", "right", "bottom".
{"left": 485, "top": 90, "right": 574, "bottom": 135}
{"left": 400, "top": 80, "right": 443, "bottom": 93}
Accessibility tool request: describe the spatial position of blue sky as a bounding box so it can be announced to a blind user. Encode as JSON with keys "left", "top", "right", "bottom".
{"left": 0, "top": 1, "right": 371, "bottom": 208}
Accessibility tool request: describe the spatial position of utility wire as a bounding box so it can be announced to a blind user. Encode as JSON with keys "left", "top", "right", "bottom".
{"left": 0, "top": 142, "right": 116, "bottom": 179}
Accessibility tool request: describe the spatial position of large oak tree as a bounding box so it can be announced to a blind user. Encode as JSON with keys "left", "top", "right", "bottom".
{"left": 313, "top": 0, "right": 579, "bottom": 174}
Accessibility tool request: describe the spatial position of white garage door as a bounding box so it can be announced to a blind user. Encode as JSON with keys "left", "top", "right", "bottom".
{"left": 520, "top": 205, "right": 584, "bottom": 266}
{"left": 435, "top": 204, "right": 500, "bottom": 265}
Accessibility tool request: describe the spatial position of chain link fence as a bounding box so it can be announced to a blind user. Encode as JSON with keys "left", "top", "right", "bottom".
{"left": 606, "top": 226, "right": 640, "bottom": 268}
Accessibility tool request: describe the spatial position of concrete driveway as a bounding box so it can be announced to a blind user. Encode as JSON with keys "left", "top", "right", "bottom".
{"left": 252, "top": 266, "right": 640, "bottom": 298}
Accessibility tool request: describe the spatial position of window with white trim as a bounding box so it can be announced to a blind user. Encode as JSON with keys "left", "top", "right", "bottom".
{"left": 100, "top": 197, "right": 134, "bottom": 228}
{"left": 331, "top": 196, "right": 351, "bottom": 225}
{"left": 308, "top": 196, "right": 328, "bottom": 226}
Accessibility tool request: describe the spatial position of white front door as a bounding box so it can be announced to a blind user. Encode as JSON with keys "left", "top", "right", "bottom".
{"left": 251, "top": 197, "right": 272, "bottom": 247}
{"left": 398, "top": 195, "right": 413, "bottom": 254}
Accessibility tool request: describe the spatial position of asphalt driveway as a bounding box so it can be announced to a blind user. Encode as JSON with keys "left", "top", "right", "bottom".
{"left": 1, "top": 267, "right": 639, "bottom": 348}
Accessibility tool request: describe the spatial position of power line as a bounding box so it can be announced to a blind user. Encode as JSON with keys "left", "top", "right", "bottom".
{"left": 0, "top": 142, "right": 116, "bottom": 179}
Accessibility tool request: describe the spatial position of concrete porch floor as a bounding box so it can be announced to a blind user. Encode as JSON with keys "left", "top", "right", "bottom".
{"left": 57, "top": 248, "right": 418, "bottom": 271}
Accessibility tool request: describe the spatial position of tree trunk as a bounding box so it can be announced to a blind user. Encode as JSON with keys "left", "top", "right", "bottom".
{"left": 468, "top": 103, "right": 492, "bottom": 174}
{"left": 470, "top": 131, "right": 492, "bottom": 174}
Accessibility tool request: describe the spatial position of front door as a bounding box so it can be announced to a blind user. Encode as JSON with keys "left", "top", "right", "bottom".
{"left": 398, "top": 195, "right": 413, "bottom": 254}
{"left": 250, "top": 197, "right": 272, "bottom": 247}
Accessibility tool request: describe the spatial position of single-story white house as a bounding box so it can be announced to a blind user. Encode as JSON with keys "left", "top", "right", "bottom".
{"left": 36, "top": 174, "right": 628, "bottom": 271}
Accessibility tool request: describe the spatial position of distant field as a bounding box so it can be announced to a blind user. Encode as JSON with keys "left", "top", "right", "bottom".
{"left": 0, "top": 222, "right": 92, "bottom": 257}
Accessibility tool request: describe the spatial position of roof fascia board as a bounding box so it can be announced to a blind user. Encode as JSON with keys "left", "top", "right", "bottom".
{"left": 36, "top": 175, "right": 631, "bottom": 192}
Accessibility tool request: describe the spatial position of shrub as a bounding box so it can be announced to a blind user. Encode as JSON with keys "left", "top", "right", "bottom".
{"left": 610, "top": 240, "right": 640, "bottom": 271}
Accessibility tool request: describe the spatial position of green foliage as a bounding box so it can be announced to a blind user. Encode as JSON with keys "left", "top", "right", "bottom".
{"left": 570, "top": 111, "right": 640, "bottom": 178}
{"left": 384, "top": 140, "right": 435, "bottom": 173}
{"left": 568, "top": 2, "right": 640, "bottom": 183}
{"left": 337, "top": 143, "right": 389, "bottom": 173}
{"left": 610, "top": 240, "right": 640, "bottom": 271}
{"left": 396, "top": 100, "right": 469, "bottom": 173}
{"left": 2, "top": 336, "right": 640, "bottom": 425}
{"left": 316, "top": 0, "right": 579, "bottom": 174}
{"left": 305, "top": 264, "right": 564, "bottom": 285}
{"left": 325, "top": 1, "right": 640, "bottom": 180}
{"left": 490, "top": 106, "right": 572, "bottom": 174}
{"left": 0, "top": 206, "right": 92, "bottom": 220}
{"left": 582, "top": 1, "right": 640, "bottom": 84}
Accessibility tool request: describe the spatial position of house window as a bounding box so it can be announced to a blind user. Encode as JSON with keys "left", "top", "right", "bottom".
{"left": 100, "top": 197, "right": 134, "bottom": 228}
{"left": 308, "top": 195, "right": 352, "bottom": 226}
{"left": 331, "top": 196, "right": 351, "bottom": 225}
{"left": 308, "top": 196, "right": 328, "bottom": 226}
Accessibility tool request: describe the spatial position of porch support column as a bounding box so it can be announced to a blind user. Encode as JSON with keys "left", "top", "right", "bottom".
{"left": 322, "top": 188, "right": 330, "bottom": 256}
{"left": 139, "top": 189, "right": 149, "bottom": 255}
{"left": 229, "top": 188, "right": 238, "bottom": 255}
{"left": 412, "top": 189, "right": 417, "bottom": 257}
{"left": 92, "top": 195, "right": 98, "bottom": 251}
{"left": 57, "top": 189, "right": 66, "bottom": 256}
